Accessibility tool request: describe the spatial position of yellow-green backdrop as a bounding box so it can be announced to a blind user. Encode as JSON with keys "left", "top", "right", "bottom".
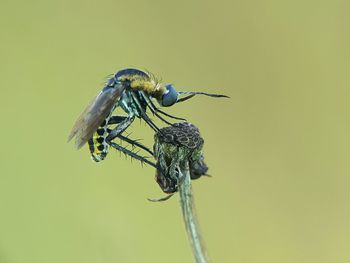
{"left": 0, "top": 0, "right": 349, "bottom": 262}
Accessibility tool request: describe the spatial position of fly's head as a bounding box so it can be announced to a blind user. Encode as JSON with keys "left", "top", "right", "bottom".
{"left": 157, "top": 84, "right": 179, "bottom": 107}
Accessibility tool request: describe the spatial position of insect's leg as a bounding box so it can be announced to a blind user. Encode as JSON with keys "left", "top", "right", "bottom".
{"left": 106, "top": 115, "right": 135, "bottom": 142}
{"left": 139, "top": 92, "right": 173, "bottom": 125}
{"left": 138, "top": 91, "right": 156, "bottom": 115}
{"left": 109, "top": 141, "right": 156, "bottom": 168}
{"left": 108, "top": 116, "right": 127, "bottom": 125}
{"left": 118, "top": 134, "right": 154, "bottom": 156}
{"left": 154, "top": 108, "right": 186, "bottom": 121}
{"left": 106, "top": 114, "right": 153, "bottom": 155}
{"left": 129, "top": 92, "right": 160, "bottom": 132}
{"left": 140, "top": 91, "right": 186, "bottom": 121}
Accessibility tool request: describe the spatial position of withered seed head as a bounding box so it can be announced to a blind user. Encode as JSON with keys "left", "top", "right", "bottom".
{"left": 153, "top": 122, "right": 208, "bottom": 193}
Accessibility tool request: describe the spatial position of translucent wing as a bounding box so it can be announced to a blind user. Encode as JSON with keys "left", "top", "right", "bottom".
{"left": 68, "top": 84, "right": 125, "bottom": 149}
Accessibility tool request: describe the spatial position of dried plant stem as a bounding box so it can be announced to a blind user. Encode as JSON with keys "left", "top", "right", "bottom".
{"left": 178, "top": 161, "right": 210, "bottom": 263}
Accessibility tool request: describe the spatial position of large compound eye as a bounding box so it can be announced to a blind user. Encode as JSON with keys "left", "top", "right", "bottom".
{"left": 161, "top": 84, "right": 178, "bottom": 107}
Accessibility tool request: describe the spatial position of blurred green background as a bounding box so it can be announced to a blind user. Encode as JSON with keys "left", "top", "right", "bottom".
{"left": 0, "top": 0, "right": 349, "bottom": 262}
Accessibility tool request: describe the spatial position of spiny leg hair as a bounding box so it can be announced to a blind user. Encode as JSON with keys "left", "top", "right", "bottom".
{"left": 109, "top": 141, "right": 156, "bottom": 168}
{"left": 106, "top": 114, "right": 154, "bottom": 166}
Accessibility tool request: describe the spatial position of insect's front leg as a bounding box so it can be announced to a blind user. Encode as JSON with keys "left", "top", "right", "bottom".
{"left": 108, "top": 115, "right": 153, "bottom": 155}
{"left": 106, "top": 115, "right": 135, "bottom": 143}
{"left": 108, "top": 141, "right": 156, "bottom": 168}
{"left": 117, "top": 134, "right": 153, "bottom": 156}
{"left": 106, "top": 114, "right": 155, "bottom": 166}
{"left": 108, "top": 116, "right": 127, "bottom": 125}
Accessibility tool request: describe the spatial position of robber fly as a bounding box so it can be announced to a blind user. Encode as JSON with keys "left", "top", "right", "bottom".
{"left": 68, "top": 68, "right": 227, "bottom": 163}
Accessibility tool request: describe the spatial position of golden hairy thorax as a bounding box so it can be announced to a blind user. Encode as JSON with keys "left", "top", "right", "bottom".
{"left": 117, "top": 71, "right": 166, "bottom": 99}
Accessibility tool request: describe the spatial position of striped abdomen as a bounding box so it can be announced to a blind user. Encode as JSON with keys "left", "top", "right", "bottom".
{"left": 88, "top": 118, "right": 110, "bottom": 162}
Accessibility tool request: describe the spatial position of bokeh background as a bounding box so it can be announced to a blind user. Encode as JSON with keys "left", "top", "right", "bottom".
{"left": 0, "top": 0, "right": 349, "bottom": 262}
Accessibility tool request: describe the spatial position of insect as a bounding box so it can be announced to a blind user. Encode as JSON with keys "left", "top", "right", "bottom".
{"left": 68, "top": 68, "right": 228, "bottom": 163}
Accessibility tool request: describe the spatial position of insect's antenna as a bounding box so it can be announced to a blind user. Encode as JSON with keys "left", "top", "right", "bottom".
{"left": 176, "top": 94, "right": 196, "bottom": 103}
{"left": 177, "top": 91, "right": 229, "bottom": 103}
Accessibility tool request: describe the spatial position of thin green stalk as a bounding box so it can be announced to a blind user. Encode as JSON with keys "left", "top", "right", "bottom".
{"left": 178, "top": 161, "right": 210, "bottom": 263}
